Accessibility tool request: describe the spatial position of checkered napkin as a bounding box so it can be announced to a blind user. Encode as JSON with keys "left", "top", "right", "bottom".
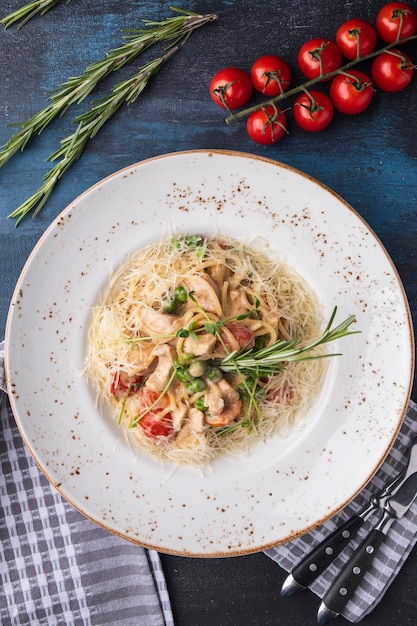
{"left": 0, "top": 342, "right": 174, "bottom": 626}
{"left": 265, "top": 398, "right": 417, "bottom": 622}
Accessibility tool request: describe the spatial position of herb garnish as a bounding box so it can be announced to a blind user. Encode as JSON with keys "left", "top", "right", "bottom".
{"left": 220, "top": 306, "right": 357, "bottom": 374}
{"left": 0, "top": 8, "right": 218, "bottom": 223}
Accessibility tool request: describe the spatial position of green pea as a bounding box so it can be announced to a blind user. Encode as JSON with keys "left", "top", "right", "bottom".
{"left": 207, "top": 367, "right": 223, "bottom": 382}
{"left": 174, "top": 285, "right": 188, "bottom": 303}
{"left": 188, "top": 360, "right": 207, "bottom": 378}
{"left": 163, "top": 298, "right": 176, "bottom": 313}
{"left": 186, "top": 378, "right": 207, "bottom": 394}
{"left": 193, "top": 397, "right": 208, "bottom": 412}
{"left": 174, "top": 364, "right": 192, "bottom": 383}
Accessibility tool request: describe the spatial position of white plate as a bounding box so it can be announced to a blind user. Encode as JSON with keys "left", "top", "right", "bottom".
{"left": 5, "top": 150, "right": 414, "bottom": 556}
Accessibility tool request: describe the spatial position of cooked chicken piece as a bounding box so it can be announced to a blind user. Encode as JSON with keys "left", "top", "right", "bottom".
{"left": 183, "top": 333, "right": 217, "bottom": 357}
{"left": 206, "top": 380, "right": 225, "bottom": 416}
{"left": 205, "top": 378, "right": 242, "bottom": 426}
{"left": 146, "top": 344, "right": 175, "bottom": 392}
{"left": 141, "top": 307, "right": 179, "bottom": 335}
{"left": 171, "top": 400, "right": 188, "bottom": 431}
{"left": 173, "top": 408, "right": 207, "bottom": 449}
{"left": 184, "top": 273, "right": 223, "bottom": 315}
{"left": 224, "top": 287, "right": 253, "bottom": 318}
{"left": 189, "top": 407, "right": 207, "bottom": 433}
{"left": 206, "top": 263, "right": 232, "bottom": 288}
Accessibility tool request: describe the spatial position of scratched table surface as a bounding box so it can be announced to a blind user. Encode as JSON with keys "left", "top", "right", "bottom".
{"left": 1, "top": 0, "right": 417, "bottom": 624}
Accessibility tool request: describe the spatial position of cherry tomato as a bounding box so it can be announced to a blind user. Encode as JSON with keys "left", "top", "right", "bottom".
{"left": 335, "top": 19, "right": 377, "bottom": 60}
{"left": 246, "top": 105, "right": 287, "bottom": 145}
{"left": 216, "top": 322, "right": 255, "bottom": 354}
{"left": 139, "top": 412, "right": 174, "bottom": 439}
{"left": 110, "top": 371, "right": 143, "bottom": 398}
{"left": 297, "top": 38, "right": 342, "bottom": 80}
{"left": 209, "top": 67, "right": 252, "bottom": 109}
{"left": 138, "top": 387, "right": 170, "bottom": 412}
{"left": 376, "top": 2, "right": 417, "bottom": 43}
{"left": 137, "top": 388, "right": 173, "bottom": 439}
{"left": 371, "top": 49, "right": 414, "bottom": 91}
{"left": 330, "top": 70, "right": 374, "bottom": 114}
{"left": 250, "top": 54, "right": 292, "bottom": 96}
{"left": 293, "top": 90, "right": 334, "bottom": 132}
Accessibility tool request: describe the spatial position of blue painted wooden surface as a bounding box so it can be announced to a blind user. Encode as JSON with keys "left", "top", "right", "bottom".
{"left": 1, "top": 1, "right": 417, "bottom": 624}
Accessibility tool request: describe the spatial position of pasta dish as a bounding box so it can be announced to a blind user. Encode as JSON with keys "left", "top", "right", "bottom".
{"left": 86, "top": 234, "right": 354, "bottom": 465}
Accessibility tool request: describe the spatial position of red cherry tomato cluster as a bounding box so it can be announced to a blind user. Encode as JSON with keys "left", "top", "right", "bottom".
{"left": 209, "top": 2, "right": 417, "bottom": 144}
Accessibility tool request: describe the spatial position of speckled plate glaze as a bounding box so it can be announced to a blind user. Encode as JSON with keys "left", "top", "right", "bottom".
{"left": 5, "top": 150, "right": 414, "bottom": 556}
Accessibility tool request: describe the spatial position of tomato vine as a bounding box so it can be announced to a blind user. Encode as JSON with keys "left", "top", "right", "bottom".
{"left": 224, "top": 34, "right": 417, "bottom": 124}
{"left": 209, "top": 2, "right": 417, "bottom": 143}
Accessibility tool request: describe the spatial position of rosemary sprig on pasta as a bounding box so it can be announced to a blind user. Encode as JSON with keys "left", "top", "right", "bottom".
{"left": 219, "top": 306, "right": 357, "bottom": 375}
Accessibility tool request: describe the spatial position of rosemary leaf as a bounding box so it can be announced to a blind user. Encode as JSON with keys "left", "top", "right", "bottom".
{"left": 0, "top": 0, "right": 68, "bottom": 29}
{"left": 219, "top": 307, "right": 358, "bottom": 374}
{"left": 0, "top": 8, "right": 218, "bottom": 168}
{"left": 8, "top": 48, "right": 178, "bottom": 225}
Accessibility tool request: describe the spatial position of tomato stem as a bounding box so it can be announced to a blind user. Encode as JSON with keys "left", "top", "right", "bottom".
{"left": 225, "top": 34, "right": 417, "bottom": 123}
{"left": 261, "top": 103, "right": 289, "bottom": 140}
{"left": 385, "top": 48, "right": 417, "bottom": 71}
{"left": 212, "top": 80, "right": 236, "bottom": 114}
{"left": 394, "top": 8, "right": 407, "bottom": 42}
{"left": 337, "top": 70, "right": 371, "bottom": 90}
{"left": 353, "top": 28, "right": 362, "bottom": 59}
{"left": 298, "top": 89, "right": 323, "bottom": 115}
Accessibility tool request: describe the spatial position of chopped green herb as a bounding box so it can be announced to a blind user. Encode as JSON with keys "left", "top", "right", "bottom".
{"left": 193, "top": 397, "right": 208, "bottom": 412}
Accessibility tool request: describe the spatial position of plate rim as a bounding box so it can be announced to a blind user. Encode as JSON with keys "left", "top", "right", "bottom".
{"left": 5, "top": 148, "right": 415, "bottom": 556}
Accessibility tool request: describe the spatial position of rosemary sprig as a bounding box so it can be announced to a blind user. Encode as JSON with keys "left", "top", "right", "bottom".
{"left": 8, "top": 47, "right": 178, "bottom": 224}
{"left": 0, "top": 0, "right": 68, "bottom": 29}
{"left": 219, "top": 307, "right": 358, "bottom": 374}
{"left": 0, "top": 8, "right": 217, "bottom": 169}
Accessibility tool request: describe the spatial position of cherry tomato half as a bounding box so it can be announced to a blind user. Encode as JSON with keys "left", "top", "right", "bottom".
{"left": 209, "top": 67, "right": 252, "bottom": 110}
{"left": 250, "top": 54, "right": 292, "bottom": 96}
{"left": 215, "top": 322, "right": 255, "bottom": 355}
{"left": 335, "top": 18, "right": 377, "bottom": 60}
{"left": 139, "top": 412, "right": 174, "bottom": 439}
{"left": 297, "top": 38, "right": 342, "bottom": 80}
{"left": 330, "top": 70, "right": 374, "bottom": 114}
{"left": 246, "top": 105, "right": 287, "bottom": 145}
{"left": 371, "top": 49, "right": 414, "bottom": 91}
{"left": 293, "top": 90, "right": 334, "bottom": 132}
{"left": 110, "top": 371, "right": 144, "bottom": 398}
{"left": 376, "top": 2, "right": 417, "bottom": 43}
{"left": 137, "top": 388, "right": 174, "bottom": 439}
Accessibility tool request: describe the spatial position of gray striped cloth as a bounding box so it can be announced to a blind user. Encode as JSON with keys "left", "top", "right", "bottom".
{"left": 0, "top": 342, "right": 174, "bottom": 626}
{"left": 265, "top": 399, "right": 417, "bottom": 622}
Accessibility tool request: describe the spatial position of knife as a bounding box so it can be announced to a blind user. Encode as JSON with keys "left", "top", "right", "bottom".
{"left": 317, "top": 467, "right": 417, "bottom": 624}
{"left": 281, "top": 435, "right": 417, "bottom": 597}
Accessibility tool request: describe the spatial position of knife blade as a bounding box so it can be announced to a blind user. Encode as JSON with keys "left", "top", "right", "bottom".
{"left": 281, "top": 435, "right": 417, "bottom": 597}
{"left": 317, "top": 469, "right": 417, "bottom": 624}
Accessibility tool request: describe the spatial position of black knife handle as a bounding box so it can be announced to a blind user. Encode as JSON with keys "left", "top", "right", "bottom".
{"left": 321, "top": 528, "right": 386, "bottom": 615}
{"left": 292, "top": 515, "right": 364, "bottom": 588}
